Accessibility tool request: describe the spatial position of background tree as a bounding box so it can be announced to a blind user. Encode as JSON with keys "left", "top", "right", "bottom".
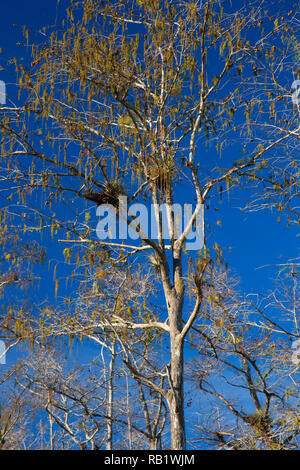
{"left": 188, "top": 266, "right": 299, "bottom": 450}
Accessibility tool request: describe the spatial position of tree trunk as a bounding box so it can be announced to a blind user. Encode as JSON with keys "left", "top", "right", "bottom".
{"left": 167, "top": 293, "right": 186, "bottom": 450}
{"left": 150, "top": 437, "right": 160, "bottom": 450}
{"left": 106, "top": 342, "right": 116, "bottom": 450}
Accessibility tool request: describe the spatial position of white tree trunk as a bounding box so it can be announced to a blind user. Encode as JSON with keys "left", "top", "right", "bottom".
{"left": 166, "top": 291, "right": 186, "bottom": 450}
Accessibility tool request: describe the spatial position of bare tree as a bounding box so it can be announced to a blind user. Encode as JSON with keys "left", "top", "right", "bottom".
{"left": 188, "top": 266, "right": 299, "bottom": 450}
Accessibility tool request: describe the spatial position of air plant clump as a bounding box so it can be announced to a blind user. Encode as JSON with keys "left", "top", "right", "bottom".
{"left": 144, "top": 157, "right": 176, "bottom": 193}
{"left": 83, "top": 181, "right": 125, "bottom": 208}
